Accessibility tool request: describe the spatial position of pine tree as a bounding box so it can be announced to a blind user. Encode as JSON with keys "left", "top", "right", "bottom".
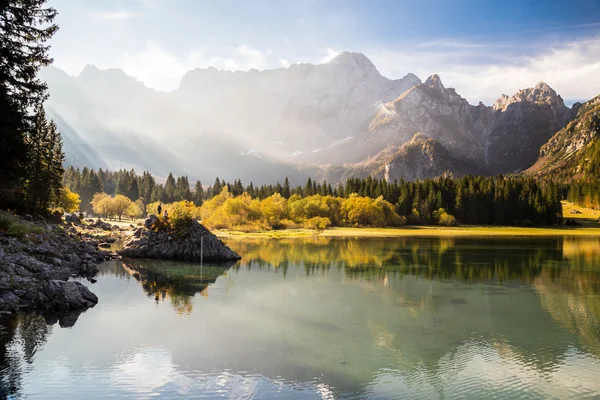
{"left": 164, "top": 173, "right": 176, "bottom": 202}
{"left": 193, "top": 180, "right": 204, "bottom": 206}
{"left": 24, "top": 107, "right": 64, "bottom": 212}
{"left": 282, "top": 177, "right": 291, "bottom": 199}
{"left": 0, "top": 0, "right": 58, "bottom": 208}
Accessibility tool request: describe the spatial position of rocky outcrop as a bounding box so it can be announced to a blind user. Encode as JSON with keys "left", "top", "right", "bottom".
{"left": 526, "top": 95, "right": 600, "bottom": 179}
{"left": 119, "top": 216, "right": 241, "bottom": 262}
{"left": 371, "top": 133, "right": 473, "bottom": 181}
{"left": 0, "top": 218, "right": 111, "bottom": 315}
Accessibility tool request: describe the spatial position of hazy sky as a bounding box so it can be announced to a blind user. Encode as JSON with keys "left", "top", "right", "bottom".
{"left": 47, "top": 0, "right": 600, "bottom": 104}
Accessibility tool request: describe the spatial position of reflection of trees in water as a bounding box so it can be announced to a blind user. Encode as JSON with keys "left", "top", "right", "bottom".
{"left": 228, "top": 237, "right": 571, "bottom": 284}
{"left": 121, "top": 260, "right": 234, "bottom": 315}
{"left": 0, "top": 311, "right": 78, "bottom": 398}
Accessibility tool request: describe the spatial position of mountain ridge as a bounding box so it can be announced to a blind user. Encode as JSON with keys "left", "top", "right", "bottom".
{"left": 39, "top": 52, "right": 581, "bottom": 184}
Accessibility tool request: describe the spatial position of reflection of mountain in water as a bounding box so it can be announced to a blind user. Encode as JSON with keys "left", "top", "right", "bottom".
{"left": 121, "top": 260, "right": 236, "bottom": 314}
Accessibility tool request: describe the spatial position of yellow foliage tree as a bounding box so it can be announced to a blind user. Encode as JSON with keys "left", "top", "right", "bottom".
{"left": 260, "top": 193, "right": 288, "bottom": 228}
{"left": 127, "top": 200, "right": 145, "bottom": 220}
{"left": 91, "top": 193, "right": 113, "bottom": 218}
{"left": 57, "top": 187, "right": 81, "bottom": 213}
{"left": 112, "top": 194, "right": 132, "bottom": 221}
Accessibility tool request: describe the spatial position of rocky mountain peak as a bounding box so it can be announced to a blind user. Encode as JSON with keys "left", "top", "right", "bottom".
{"left": 491, "top": 82, "right": 565, "bottom": 113}
{"left": 424, "top": 74, "right": 445, "bottom": 92}
{"left": 327, "top": 51, "right": 379, "bottom": 76}
{"left": 80, "top": 64, "right": 99, "bottom": 76}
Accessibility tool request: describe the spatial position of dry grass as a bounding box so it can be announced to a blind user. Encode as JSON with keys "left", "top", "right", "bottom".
{"left": 217, "top": 224, "right": 600, "bottom": 239}
{"left": 562, "top": 201, "right": 600, "bottom": 222}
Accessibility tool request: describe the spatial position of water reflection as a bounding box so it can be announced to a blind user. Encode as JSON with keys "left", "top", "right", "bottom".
{"left": 0, "top": 236, "right": 599, "bottom": 399}
{"left": 228, "top": 236, "right": 572, "bottom": 283}
{"left": 0, "top": 310, "right": 89, "bottom": 398}
{"left": 121, "top": 260, "right": 235, "bottom": 314}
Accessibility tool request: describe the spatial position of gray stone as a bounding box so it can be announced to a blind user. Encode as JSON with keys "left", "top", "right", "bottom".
{"left": 120, "top": 215, "right": 240, "bottom": 262}
{"left": 144, "top": 215, "right": 159, "bottom": 229}
{"left": 0, "top": 292, "right": 21, "bottom": 311}
{"left": 65, "top": 213, "right": 80, "bottom": 224}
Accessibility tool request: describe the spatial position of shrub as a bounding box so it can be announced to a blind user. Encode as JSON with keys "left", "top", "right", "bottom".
{"left": 305, "top": 216, "right": 331, "bottom": 230}
{"left": 433, "top": 208, "right": 457, "bottom": 226}
{"left": 171, "top": 213, "right": 195, "bottom": 237}
{"left": 150, "top": 217, "right": 170, "bottom": 232}
{"left": 0, "top": 211, "right": 44, "bottom": 239}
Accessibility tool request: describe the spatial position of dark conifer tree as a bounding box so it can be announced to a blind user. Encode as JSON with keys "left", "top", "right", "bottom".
{"left": 0, "top": 0, "right": 58, "bottom": 208}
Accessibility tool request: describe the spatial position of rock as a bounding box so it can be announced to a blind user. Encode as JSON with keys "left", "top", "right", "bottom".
{"left": 65, "top": 213, "right": 80, "bottom": 224}
{"left": 120, "top": 215, "right": 241, "bottom": 262}
{"left": 23, "top": 214, "right": 33, "bottom": 221}
{"left": 0, "top": 292, "right": 21, "bottom": 311}
{"left": 43, "top": 280, "right": 98, "bottom": 310}
{"left": 144, "top": 215, "right": 159, "bottom": 229}
{"left": 92, "top": 218, "right": 113, "bottom": 231}
{"left": 98, "top": 242, "right": 111, "bottom": 248}
{"left": 0, "top": 215, "right": 111, "bottom": 314}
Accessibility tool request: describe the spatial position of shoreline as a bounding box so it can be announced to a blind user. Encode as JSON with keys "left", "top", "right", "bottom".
{"left": 216, "top": 225, "right": 600, "bottom": 239}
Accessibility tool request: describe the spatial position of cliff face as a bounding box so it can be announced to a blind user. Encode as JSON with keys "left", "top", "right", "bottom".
{"left": 351, "top": 133, "right": 471, "bottom": 181}
{"left": 353, "top": 78, "right": 570, "bottom": 177}
{"left": 486, "top": 82, "right": 570, "bottom": 173}
{"left": 363, "top": 75, "right": 489, "bottom": 165}
{"left": 527, "top": 95, "right": 600, "bottom": 180}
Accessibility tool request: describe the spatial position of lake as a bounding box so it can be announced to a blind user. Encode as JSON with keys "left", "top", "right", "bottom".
{"left": 1, "top": 236, "right": 600, "bottom": 399}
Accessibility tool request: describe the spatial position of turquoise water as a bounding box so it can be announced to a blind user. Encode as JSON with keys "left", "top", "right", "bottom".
{"left": 1, "top": 237, "right": 600, "bottom": 399}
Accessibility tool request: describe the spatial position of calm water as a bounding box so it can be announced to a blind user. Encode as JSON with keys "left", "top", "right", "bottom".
{"left": 1, "top": 237, "right": 600, "bottom": 399}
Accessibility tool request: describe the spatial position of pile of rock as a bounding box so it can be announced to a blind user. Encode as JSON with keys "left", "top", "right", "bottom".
{"left": 119, "top": 215, "right": 241, "bottom": 262}
{"left": 91, "top": 218, "right": 113, "bottom": 231}
{"left": 0, "top": 220, "right": 111, "bottom": 315}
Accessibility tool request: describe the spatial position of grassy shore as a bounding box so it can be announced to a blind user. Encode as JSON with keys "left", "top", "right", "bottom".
{"left": 216, "top": 225, "right": 600, "bottom": 239}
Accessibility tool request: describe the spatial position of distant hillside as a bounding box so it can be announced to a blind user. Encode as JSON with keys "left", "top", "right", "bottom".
{"left": 527, "top": 95, "right": 600, "bottom": 181}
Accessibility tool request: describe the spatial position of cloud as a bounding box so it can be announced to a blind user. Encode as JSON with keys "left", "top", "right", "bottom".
{"left": 93, "top": 10, "right": 135, "bottom": 20}
{"left": 368, "top": 35, "right": 600, "bottom": 104}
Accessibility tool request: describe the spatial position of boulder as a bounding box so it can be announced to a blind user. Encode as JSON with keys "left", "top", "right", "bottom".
{"left": 144, "top": 214, "right": 159, "bottom": 229}
{"left": 92, "top": 218, "right": 113, "bottom": 230}
{"left": 65, "top": 213, "right": 80, "bottom": 224}
{"left": 120, "top": 215, "right": 240, "bottom": 262}
{"left": 43, "top": 280, "right": 98, "bottom": 310}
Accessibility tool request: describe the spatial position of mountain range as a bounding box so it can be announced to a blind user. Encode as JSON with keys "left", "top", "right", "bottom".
{"left": 40, "top": 52, "right": 596, "bottom": 184}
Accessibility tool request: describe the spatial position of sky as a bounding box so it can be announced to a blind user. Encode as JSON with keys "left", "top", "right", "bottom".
{"left": 47, "top": 0, "right": 600, "bottom": 105}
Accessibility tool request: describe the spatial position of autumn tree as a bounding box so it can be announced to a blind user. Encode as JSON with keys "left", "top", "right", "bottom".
{"left": 112, "top": 194, "right": 132, "bottom": 221}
